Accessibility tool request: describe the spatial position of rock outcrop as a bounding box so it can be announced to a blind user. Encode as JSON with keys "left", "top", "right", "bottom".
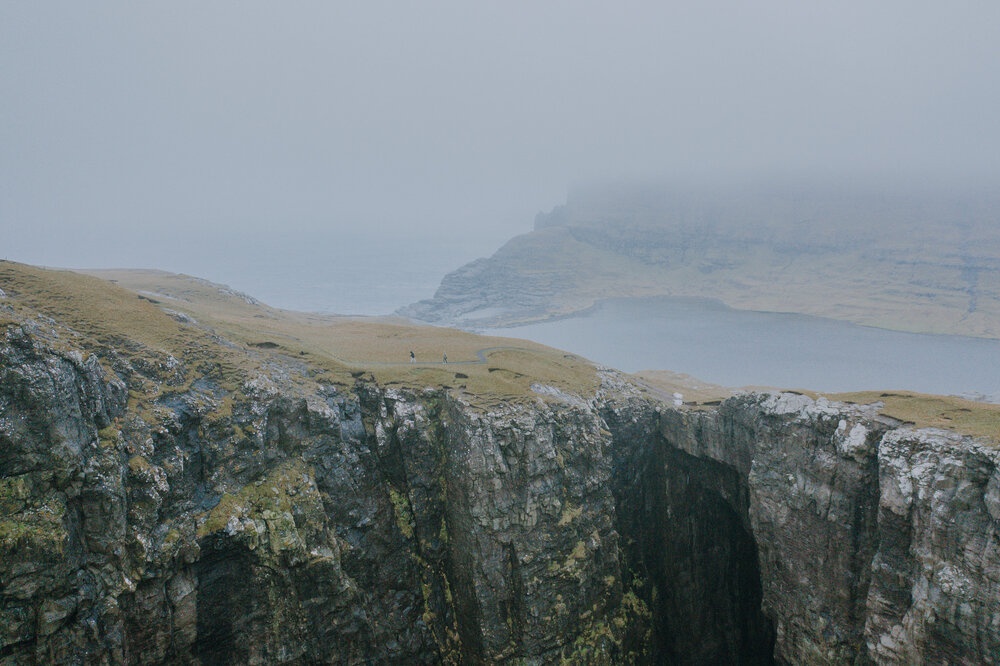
{"left": 2, "top": 311, "right": 999, "bottom": 663}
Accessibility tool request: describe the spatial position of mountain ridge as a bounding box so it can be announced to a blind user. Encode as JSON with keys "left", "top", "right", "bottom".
{"left": 400, "top": 183, "right": 1000, "bottom": 338}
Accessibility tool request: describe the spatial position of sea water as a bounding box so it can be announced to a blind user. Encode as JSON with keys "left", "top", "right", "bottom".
{"left": 485, "top": 297, "right": 1000, "bottom": 398}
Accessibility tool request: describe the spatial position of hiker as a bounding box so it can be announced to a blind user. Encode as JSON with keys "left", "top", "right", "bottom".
{"left": 410, "top": 350, "right": 415, "bottom": 364}
{"left": 443, "top": 353, "right": 447, "bottom": 363}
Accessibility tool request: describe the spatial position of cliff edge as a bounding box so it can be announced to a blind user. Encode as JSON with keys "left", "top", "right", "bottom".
{"left": 2, "top": 262, "right": 998, "bottom": 664}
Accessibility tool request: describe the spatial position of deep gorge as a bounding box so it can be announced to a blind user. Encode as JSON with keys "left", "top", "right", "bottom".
{"left": 607, "top": 409, "right": 775, "bottom": 664}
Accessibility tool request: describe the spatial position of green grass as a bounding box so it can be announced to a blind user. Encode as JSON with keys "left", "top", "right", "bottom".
{"left": 0, "top": 480, "right": 67, "bottom": 558}
{"left": 198, "top": 460, "right": 314, "bottom": 537}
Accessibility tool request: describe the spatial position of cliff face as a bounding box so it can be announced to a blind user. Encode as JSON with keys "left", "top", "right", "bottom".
{"left": 0, "top": 320, "right": 644, "bottom": 665}
{"left": 3, "top": 323, "right": 1000, "bottom": 664}
{"left": 604, "top": 393, "right": 1000, "bottom": 664}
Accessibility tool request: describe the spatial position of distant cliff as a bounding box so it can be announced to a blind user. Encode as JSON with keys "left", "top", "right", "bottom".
{"left": 400, "top": 182, "right": 1000, "bottom": 337}
{"left": 2, "top": 264, "right": 999, "bottom": 664}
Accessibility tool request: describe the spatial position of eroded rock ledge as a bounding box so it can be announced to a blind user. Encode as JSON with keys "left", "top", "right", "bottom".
{"left": 2, "top": 328, "right": 999, "bottom": 664}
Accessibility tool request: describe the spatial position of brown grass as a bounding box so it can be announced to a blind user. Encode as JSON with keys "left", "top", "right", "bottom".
{"left": 1, "top": 264, "right": 282, "bottom": 427}
{"left": 828, "top": 390, "right": 1000, "bottom": 445}
{"left": 631, "top": 370, "right": 734, "bottom": 408}
{"left": 635, "top": 367, "right": 998, "bottom": 445}
{"left": 76, "top": 267, "right": 600, "bottom": 404}
{"left": 1, "top": 263, "right": 212, "bottom": 359}
{"left": 5, "top": 262, "right": 997, "bottom": 439}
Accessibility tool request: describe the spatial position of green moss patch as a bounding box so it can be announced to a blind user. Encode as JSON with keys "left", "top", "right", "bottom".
{"left": 197, "top": 461, "right": 319, "bottom": 544}
{"left": 0, "top": 488, "right": 67, "bottom": 559}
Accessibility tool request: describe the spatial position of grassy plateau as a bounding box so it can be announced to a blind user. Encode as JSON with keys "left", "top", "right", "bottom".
{"left": 0, "top": 261, "right": 995, "bottom": 443}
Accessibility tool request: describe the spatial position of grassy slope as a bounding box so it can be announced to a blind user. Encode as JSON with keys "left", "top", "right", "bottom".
{"left": 71, "top": 266, "right": 600, "bottom": 407}
{"left": 828, "top": 390, "right": 1000, "bottom": 443}
{"left": 635, "top": 370, "right": 998, "bottom": 442}
{"left": 1, "top": 261, "right": 995, "bottom": 442}
{"left": 0, "top": 262, "right": 243, "bottom": 372}
{"left": 631, "top": 370, "right": 734, "bottom": 407}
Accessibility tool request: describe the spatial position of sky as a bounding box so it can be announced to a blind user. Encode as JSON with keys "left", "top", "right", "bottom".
{"left": 2, "top": 2, "right": 1000, "bottom": 308}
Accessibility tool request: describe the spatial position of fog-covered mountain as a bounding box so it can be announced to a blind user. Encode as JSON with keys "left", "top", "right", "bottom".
{"left": 402, "top": 182, "right": 1000, "bottom": 338}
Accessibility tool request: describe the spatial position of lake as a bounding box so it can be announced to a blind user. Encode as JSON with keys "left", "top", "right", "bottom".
{"left": 484, "top": 297, "right": 1000, "bottom": 398}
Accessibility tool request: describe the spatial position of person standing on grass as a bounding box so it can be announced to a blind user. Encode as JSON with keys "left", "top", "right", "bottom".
{"left": 410, "top": 350, "right": 415, "bottom": 364}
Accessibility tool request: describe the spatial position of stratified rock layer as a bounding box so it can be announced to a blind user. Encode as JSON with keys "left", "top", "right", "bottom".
{"left": 400, "top": 184, "right": 1000, "bottom": 337}
{"left": 2, "top": 325, "right": 999, "bottom": 664}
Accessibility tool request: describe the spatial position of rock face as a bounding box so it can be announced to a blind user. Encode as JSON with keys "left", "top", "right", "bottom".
{"left": 605, "top": 393, "right": 1000, "bottom": 665}
{"left": 0, "top": 321, "right": 645, "bottom": 665}
{"left": 2, "top": 325, "right": 1000, "bottom": 663}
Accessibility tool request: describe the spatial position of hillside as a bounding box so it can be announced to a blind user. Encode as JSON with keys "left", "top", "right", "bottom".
{"left": 3, "top": 263, "right": 600, "bottom": 410}
{"left": 400, "top": 182, "right": 1000, "bottom": 338}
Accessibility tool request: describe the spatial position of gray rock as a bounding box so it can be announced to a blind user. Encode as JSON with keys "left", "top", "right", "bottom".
{"left": 2, "top": 323, "right": 998, "bottom": 664}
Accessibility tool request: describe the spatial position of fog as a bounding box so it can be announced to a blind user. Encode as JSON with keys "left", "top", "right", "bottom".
{"left": 3, "top": 2, "right": 999, "bottom": 307}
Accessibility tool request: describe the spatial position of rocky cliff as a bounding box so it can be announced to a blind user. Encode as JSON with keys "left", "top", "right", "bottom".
{"left": 606, "top": 393, "right": 1000, "bottom": 664}
{"left": 2, "top": 265, "right": 999, "bottom": 664}
{"left": 400, "top": 182, "right": 1000, "bottom": 337}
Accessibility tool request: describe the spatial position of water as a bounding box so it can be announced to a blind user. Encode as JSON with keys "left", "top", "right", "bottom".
{"left": 485, "top": 297, "right": 1000, "bottom": 397}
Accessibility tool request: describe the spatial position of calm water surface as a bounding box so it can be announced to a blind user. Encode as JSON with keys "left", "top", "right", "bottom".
{"left": 486, "top": 297, "right": 1000, "bottom": 397}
